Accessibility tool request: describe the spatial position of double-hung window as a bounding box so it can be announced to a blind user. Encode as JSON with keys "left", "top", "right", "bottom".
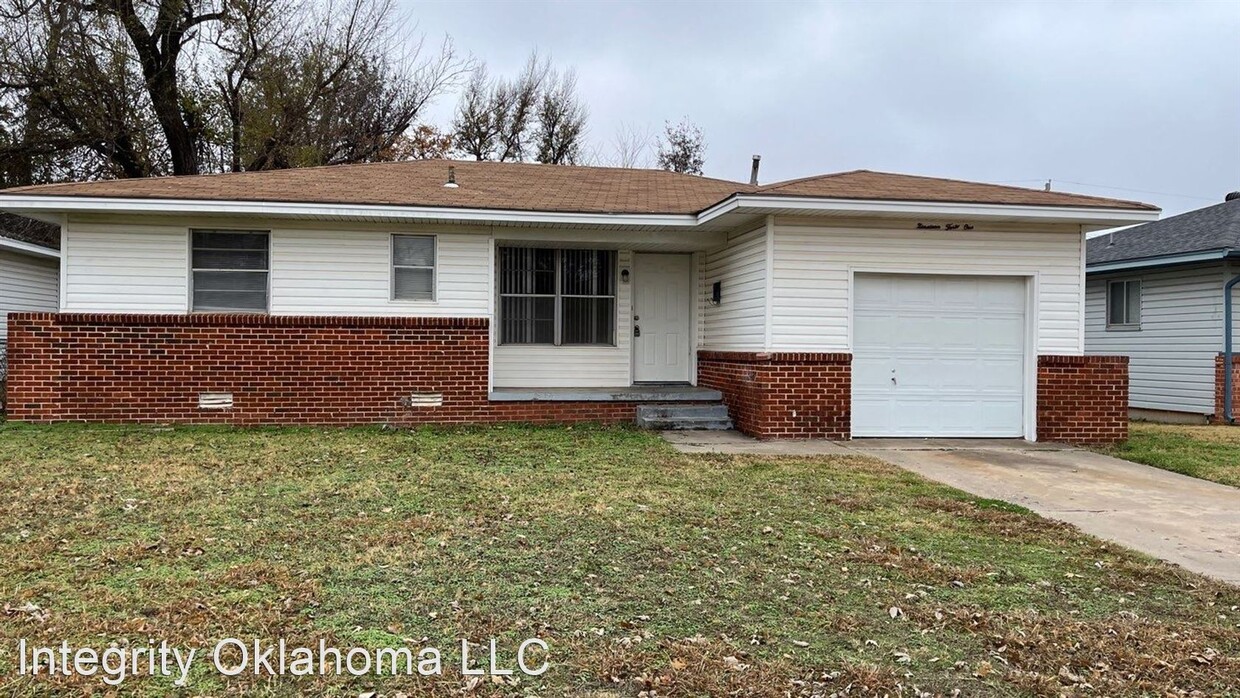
{"left": 1106, "top": 279, "right": 1141, "bottom": 329}
{"left": 392, "top": 235, "right": 436, "bottom": 301}
{"left": 191, "top": 230, "right": 269, "bottom": 312}
{"left": 499, "top": 247, "right": 616, "bottom": 345}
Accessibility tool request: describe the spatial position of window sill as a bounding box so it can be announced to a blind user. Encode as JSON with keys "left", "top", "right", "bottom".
{"left": 1105, "top": 324, "right": 1141, "bottom": 332}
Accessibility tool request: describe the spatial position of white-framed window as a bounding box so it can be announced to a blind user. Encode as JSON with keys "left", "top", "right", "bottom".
{"left": 391, "top": 234, "right": 436, "bottom": 301}
{"left": 190, "top": 229, "right": 269, "bottom": 312}
{"left": 1106, "top": 279, "right": 1141, "bottom": 328}
{"left": 499, "top": 247, "right": 616, "bottom": 346}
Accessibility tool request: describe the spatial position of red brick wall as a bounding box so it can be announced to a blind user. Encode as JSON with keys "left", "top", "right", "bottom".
{"left": 1036, "top": 355, "right": 1128, "bottom": 445}
{"left": 4, "top": 313, "right": 642, "bottom": 426}
{"left": 697, "top": 351, "right": 851, "bottom": 439}
{"left": 1212, "top": 354, "right": 1240, "bottom": 424}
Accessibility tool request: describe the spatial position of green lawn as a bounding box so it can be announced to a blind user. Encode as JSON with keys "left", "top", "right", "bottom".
{"left": 1100, "top": 422, "right": 1240, "bottom": 488}
{"left": 0, "top": 423, "right": 1236, "bottom": 696}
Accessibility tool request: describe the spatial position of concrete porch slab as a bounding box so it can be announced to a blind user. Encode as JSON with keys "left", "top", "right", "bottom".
{"left": 661, "top": 430, "right": 852, "bottom": 456}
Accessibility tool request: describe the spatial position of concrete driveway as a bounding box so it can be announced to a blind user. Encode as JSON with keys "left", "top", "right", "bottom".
{"left": 847, "top": 440, "right": 1240, "bottom": 585}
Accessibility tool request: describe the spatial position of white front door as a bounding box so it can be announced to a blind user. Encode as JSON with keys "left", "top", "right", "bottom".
{"left": 852, "top": 273, "right": 1027, "bottom": 437}
{"left": 633, "top": 253, "right": 692, "bottom": 383}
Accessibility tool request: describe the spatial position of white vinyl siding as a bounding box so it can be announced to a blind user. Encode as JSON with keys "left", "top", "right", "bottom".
{"left": 770, "top": 219, "right": 1084, "bottom": 354}
{"left": 270, "top": 228, "right": 488, "bottom": 316}
{"left": 0, "top": 248, "right": 59, "bottom": 347}
{"left": 492, "top": 250, "right": 632, "bottom": 388}
{"left": 63, "top": 222, "right": 189, "bottom": 312}
{"left": 700, "top": 226, "right": 766, "bottom": 350}
{"left": 1086, "top": 263, "right": 1229, "bottom": 415}
{"left": 63, "top": 221, "right": 490, "bottom": 316}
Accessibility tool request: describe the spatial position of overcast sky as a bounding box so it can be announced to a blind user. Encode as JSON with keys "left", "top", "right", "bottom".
{"left": 408, "top": 0, "right": 1240, "bottom": 217}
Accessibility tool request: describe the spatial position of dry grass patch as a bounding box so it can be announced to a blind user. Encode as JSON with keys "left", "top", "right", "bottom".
{"left": 0, "top": 422, "right": 1236, "bottom": 696}
{"left": 1100, "top": 422, "right": 1240, "bottom": 487}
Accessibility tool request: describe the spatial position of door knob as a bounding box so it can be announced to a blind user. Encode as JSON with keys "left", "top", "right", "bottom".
{"left": 634, "top": 325, "right": 641, "bottom": 337}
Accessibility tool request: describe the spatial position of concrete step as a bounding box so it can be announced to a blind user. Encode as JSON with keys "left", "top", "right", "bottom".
{"left": 635, "top": 403, "right": 733, "bottom": 430}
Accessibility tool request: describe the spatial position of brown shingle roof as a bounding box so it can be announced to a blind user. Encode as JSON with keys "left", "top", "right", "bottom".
{"left": 755, "top": 170, "right": 1158, "bottom": 211}
{"left": 0, "top": 160, "right": 749, "bottom": 215}
{"left": 0, "top": 160, "right": 1157, "bottom": 214}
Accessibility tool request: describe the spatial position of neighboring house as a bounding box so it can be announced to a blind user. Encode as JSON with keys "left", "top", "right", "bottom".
{"left": 1085, "top": 194, "right": 1240, "bottom": 422}
{"left": 0, "top": 161, "right": 1158, "bottom": 443}
{"left": 0, "top": 213, "right": 60, "bottom": 378}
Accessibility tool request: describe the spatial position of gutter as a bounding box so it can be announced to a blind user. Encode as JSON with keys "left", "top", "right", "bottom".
{"left": 1086, "top": 249, "right": 1239, "bottom": 275}
{"left": 1225, "top": 271, "right": 1240, "bottom": 424}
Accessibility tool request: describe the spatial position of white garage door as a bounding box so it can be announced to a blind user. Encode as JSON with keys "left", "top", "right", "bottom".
{"left": 852, "top": 274, "right": 1027, "bottom": 437}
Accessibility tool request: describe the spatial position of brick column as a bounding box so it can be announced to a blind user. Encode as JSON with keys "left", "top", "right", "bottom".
{"left": 1036, "top": 355, "right": 1128, "bottom": 445}
{"left": 1213, "top": 354, "right": 1240, "bottom": 423}
{"left": 697, "top": 351, "right": 851, "bottom": 439}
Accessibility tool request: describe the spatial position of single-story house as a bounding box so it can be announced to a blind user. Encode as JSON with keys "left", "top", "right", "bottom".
{"left": 1085, "top": 193, "right": 1240, "bottom": 422}
{"left": 0, "top": 213, "right": 60, "bottom": 377}
{"left": 0, "top": 160, "right": 1159, "bottom": 443}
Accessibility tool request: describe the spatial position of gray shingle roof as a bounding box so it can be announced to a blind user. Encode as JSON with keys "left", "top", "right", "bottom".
{"left": 0, "top": 213, "right": 59, "bottom": 250}
{"left": 1087, "top": 199, "right": 1240, "bottom": 267}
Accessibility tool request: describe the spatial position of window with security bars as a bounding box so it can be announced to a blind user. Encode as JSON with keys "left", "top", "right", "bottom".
{"left": 191, "top": 230, "right": 269, "bottom": 312}
{"left": 499, "top": 247, "right": 616, "bottom": 345}
{"left": 392, "top": 235, "right": 436, "bottom": 301}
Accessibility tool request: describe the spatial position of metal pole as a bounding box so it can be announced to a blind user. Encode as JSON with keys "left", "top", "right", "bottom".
{"left": 1225, "top": 274, "right": 1240, "bottom": 423}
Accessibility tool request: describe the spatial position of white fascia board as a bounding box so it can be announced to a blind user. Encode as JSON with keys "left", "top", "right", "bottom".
{"left": 1086, "top": 249, "right": 1232, "bottom": 274}
{"left": 0, "top": 195, "right": 703, "bottom": 229}
{"left": 0, "top": 236, "right": 59, "bottom": 259}
{"left": 707, "top": 194, "right": 1162, "bottom": 226}
{"left": 0, "top": 191, "right": 1161, "bottom": 230}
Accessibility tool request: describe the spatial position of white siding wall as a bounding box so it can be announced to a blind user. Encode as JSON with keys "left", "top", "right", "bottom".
{"left": 700, "top": 226, "right": 766, "bottom": 350}
{"left": 0, "top": 248, "right": 58, "bottom": 345}
{"left": 770, "top": 219, "right": 1085, "bottom": 354}
{"left": 1085, "top": 263, "right": 1227, "bottom": 414}
{"left": 270, "top": 228, "right": 489, "bottom": 316}
{"left": 63, "top": 221, "right": 492, "bottom": 316}
{"left": 64, "top": 222, "right": 189, "bottom": 312}
{"left": 492, "top": 250, "right": 632, "bottom": 388}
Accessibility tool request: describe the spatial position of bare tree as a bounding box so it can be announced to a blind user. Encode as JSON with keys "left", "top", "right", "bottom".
{"left": 494, "top": 51, "right": 548, "bottom": 161}
{"left": 0, "top": 0, "right": 466, "bottom": 183}
{"left": 207, "top": 0, "right": 292, "bottom": 172}
{"left": 609, "top": 121, "right": 655, "bottom": 168}
{"left": 93, "top": 0, "right": 228, "bottom": 176}
{"left": 451, "top": 64, "right": 497, "bottom": 160}
{"left": 534, "top": 69, "right": 587, "bottom": 165}
{"left": 235, "top": 0, "right": 467, "bottom": 170}
{"left": 657, "top": 118, "right": 705, "bottom": 175}
{"left": 0, "top": 1, "right": 165, "bottom": 182}
{"left": 451, "top": 50, "right": 551, "bottom": 162}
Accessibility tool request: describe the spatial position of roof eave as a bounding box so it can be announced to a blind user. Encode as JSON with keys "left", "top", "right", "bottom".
{"left": 0, "top": 191, "right": 1162, "bottom": 230}
{"left": 0, "top": 235, "right": 59, "bottom": 258}
{"left": 0, "top": 195, "right": 705, "bottom": 229}
{"left": 705, "top": 194, "right": 1161, "bottom": 227}
{"left": 1086, "top": 249, "right": 1237, "bottom": 274}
